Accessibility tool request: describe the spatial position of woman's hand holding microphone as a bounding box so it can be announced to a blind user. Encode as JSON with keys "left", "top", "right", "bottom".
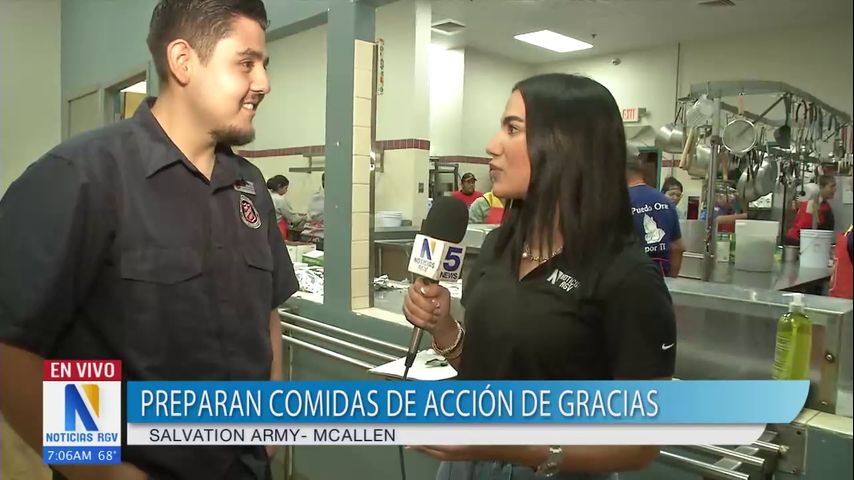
{"left": 402, "top": 278, "right": 458, "bottom": 353}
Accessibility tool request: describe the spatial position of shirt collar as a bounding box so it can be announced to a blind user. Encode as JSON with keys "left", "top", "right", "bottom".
{"left": 132, "top": 97, "right": 243, "bottom": 189}
{"left": 210, "top": 147, "right": 242, "bottom": 190}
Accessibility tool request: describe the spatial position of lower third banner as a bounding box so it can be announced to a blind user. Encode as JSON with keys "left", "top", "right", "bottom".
{"left": 125, "top": 380, "right": 808, "bottom": 446}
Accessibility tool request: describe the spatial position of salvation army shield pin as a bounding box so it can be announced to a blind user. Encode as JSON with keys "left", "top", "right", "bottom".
{"left": 239, "top": 194, "right": 262, "bottom": 229}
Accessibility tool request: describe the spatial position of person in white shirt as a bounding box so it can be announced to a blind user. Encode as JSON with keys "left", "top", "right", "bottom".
{"left": 266, "top": 175, "right": 305, "bottom": 241}
{"left": 301, "top": 173, "right": 325, "bottom": 249}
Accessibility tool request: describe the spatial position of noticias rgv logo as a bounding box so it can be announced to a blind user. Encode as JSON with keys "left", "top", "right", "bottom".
{"left": 66, "top": 384, "right": 100, "bottom": 431}
{"left": 43, "top": 360, "right": 122, "bottom": 464}
{"left": 419, "top": 237, "right": 437, "bottom": 260}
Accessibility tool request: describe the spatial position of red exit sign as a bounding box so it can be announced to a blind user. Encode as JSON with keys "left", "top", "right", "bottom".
{"left": 622, "top": 107, "right": 641, "bottom": 123}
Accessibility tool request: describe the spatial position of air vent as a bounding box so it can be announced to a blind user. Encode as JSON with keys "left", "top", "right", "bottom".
{"left": 431, "top": 19, "right": 466, "bottom": 36}
{"left": 699, "top": 0, "right": 736, "bottom": 6}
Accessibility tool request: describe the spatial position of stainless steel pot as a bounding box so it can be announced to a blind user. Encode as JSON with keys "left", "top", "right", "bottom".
{"left": 655, "top": 123, "right": 685, "bottom": 153}
{"left": 736, "top": 153, "right": 778, "bottom": 203}
{"left": 753, "top": 155, "right": 779, "bottom": 197}
{"left": 690, "top": 143, "right": 712, "bottom": 178}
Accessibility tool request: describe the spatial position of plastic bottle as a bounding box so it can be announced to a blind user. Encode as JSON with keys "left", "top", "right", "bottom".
{"left": 771, "top": 293, "right": 813, "bottom": 380}
{"left": 716, "top": 232, "right": 730, "bottom": 263}
{"left": 728, "top": 232, "right": 736, "bottom": 264}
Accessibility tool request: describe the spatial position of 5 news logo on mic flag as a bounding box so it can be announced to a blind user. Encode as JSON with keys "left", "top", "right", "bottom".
{"left": 409, "top": 234, "right": 467, "bottom": 281}
{"left": 42, "top": 360, "right": 122, "bottom": 465}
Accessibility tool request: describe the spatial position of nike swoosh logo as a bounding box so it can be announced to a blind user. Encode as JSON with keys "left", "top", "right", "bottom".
{"left": 661, "top": 343, "right": 675, "bottom": 351}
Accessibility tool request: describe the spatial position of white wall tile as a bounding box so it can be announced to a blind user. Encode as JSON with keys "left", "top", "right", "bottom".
{"left": 354, "top": 40, "right": 375, "bottom": 71}
{"left": 351, "top": 240, "right": 370, "bottom": 270}
{"left": 351, "top": 268, "right": 369, "bottom": 298}
{"left": 352, "top": 184, "right": 370, "bottom": 213}
{"left": 352, "top": 212, "right": 369, "bottom": 241}
{"left": 353, "top": 126, "right": 371, "bottom": 156}
{"left": 353, "top": 154, "right": 371, "bottom": 185}
{"left": 353, "top": 97, "right": 372, "bottom": 128}
{"left": 355, "top": 68, "right": 374, "bottom": 100}
{"left": 351, "top": 296, "right": 370, "bottom": 310}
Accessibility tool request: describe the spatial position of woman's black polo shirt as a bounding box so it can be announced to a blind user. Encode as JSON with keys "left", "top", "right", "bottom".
{"left": 457, "top": 229, "right": 676, "bottom": 381}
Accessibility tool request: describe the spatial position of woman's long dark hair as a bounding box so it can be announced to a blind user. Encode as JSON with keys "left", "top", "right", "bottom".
{"left": 495, "top": 73, "right": 633, "bottom": 272}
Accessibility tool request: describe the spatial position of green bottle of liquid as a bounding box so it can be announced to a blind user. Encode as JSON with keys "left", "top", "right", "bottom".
{"left": 728, "top": 232, "right": 736, "bottom": 264}
{"left": 772, "top": 293, "right": 812, "bottom": 380}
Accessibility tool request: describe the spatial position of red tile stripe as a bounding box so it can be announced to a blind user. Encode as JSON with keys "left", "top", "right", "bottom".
{"left": 434, "top": 155, "right": 491, "bottom": 165}
{"left": 238, "top": 138, "right": 432, "bottom": 158}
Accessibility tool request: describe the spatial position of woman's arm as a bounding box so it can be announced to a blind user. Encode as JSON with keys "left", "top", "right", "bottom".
{"left": 415, "top": 439, "right": 660, "bottom": 473}
{"left": 715, "top": 212, "right": 747, "bottom": 226}
{"left": 403, "top": 279, "right": 463, "bottom": 370}
{"left": 514, "top": 443, "right": 659, "bottom": 473}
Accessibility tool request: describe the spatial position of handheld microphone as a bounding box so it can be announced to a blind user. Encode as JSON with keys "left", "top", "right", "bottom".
{"left": 402, "top": 197, "right": 469, "bottom": 379}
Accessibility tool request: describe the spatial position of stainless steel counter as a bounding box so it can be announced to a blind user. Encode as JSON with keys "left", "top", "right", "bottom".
{"left": 679, "top": 259, "right": 831, "bottom": 291}
{"left": 369, "top": 270, "right": 852, "bottom": 417}
{"left": 374, "top": 239, "right": 481, "bottom": 281}
{"left": 374, "top": 239, "right": 482, "bottom": 255}
{"left": 373, "top": 226, "right": 419, "bottom": 241}
{"left": 665, "top": 277, "right": 852, "bottom": 417}
{"left": 372, "top": 286, "right": 466, "bottom": 325}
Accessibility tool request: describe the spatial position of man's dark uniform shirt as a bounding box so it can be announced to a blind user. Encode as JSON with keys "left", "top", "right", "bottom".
{"left": 0, "top": 99, "right": 298, "bottom": 479}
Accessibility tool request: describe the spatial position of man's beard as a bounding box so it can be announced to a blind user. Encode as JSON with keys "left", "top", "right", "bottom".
{"left": 211, "top": 125, "right": 255, "bottom": 146}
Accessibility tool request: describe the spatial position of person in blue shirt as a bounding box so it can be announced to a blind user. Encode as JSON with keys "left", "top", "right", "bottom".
{"left": 699, "top": 189, "right": 747, "bottom": 234}
{"left": 626, "top": 147, "right": 684, "bottom": 276}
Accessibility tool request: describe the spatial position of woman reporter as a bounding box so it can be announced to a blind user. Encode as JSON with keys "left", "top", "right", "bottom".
{"left": 403, "top": 74, "right": 675, "bottom": 480}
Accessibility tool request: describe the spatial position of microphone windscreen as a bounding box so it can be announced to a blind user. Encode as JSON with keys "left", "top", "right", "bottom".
{"left": 420, "top": 196, "right": 469, "bottom": 244}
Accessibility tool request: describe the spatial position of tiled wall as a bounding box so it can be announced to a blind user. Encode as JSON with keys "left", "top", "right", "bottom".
{"left": 374, "top": 148, "right": 430, "bottom": 226}
{"left": 236, "top": 138, "right": 430, "bottom": 159}
{"left": 351, "top": 39, "right": 374, "bottom": 311}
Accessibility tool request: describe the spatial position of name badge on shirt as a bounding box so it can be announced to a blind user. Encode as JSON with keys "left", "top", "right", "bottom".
{"left": 233, "top": 180, "right": 256, "bottom": 195}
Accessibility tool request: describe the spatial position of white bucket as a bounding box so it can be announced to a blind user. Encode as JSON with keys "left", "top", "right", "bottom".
{"left": 800, "top": 229, "right": 834, "bottom": 268}
{"left": 716, "top": 240, "right": 730, "bottom": 263}
{"left": 734, "top": 220, "right": 779, "bottom": 272}
{"left": 375, "top": 211, "right": 403, "bottom": 228}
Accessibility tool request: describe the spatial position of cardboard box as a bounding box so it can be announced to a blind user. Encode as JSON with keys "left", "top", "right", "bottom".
{"left": 301, "top": 250, "right": 324, "bottom": 267}
{"left": 285, "top": 241, "right": 316, "bottom": 263}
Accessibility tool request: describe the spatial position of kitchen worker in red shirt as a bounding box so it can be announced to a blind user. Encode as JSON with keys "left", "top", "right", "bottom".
{"left": 451, "top": 172, "right": 483, "bottom": 208}
{"left": 785, "top": 176, "right": 836, "bottom": 246}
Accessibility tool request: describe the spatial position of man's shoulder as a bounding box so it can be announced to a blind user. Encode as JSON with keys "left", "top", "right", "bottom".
{"left": 630, "top": 184, "right": 665, "bottom": 199}
{"left": 631, "top": 185, "right": 677, "bottom": 210}
{"left": 49, "top": 120, "right": 136, "bottom": 161}
{"left": 471, "top": 195, "right": 489, "bottom": 206}
{"left": 26, "top": 120, "right": 139, "bottom": 185}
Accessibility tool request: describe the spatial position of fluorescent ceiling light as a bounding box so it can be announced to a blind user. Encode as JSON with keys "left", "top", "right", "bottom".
{"left": 514, "top": 30, "right": 592, "bottom": 53}
{"left": 121, "top": 81, "right": 147, "bottom": 94}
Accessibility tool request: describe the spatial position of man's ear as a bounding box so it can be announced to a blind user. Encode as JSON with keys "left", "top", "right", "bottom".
{"left": 164, "top": 39, "right": 194, "bottom": 86}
